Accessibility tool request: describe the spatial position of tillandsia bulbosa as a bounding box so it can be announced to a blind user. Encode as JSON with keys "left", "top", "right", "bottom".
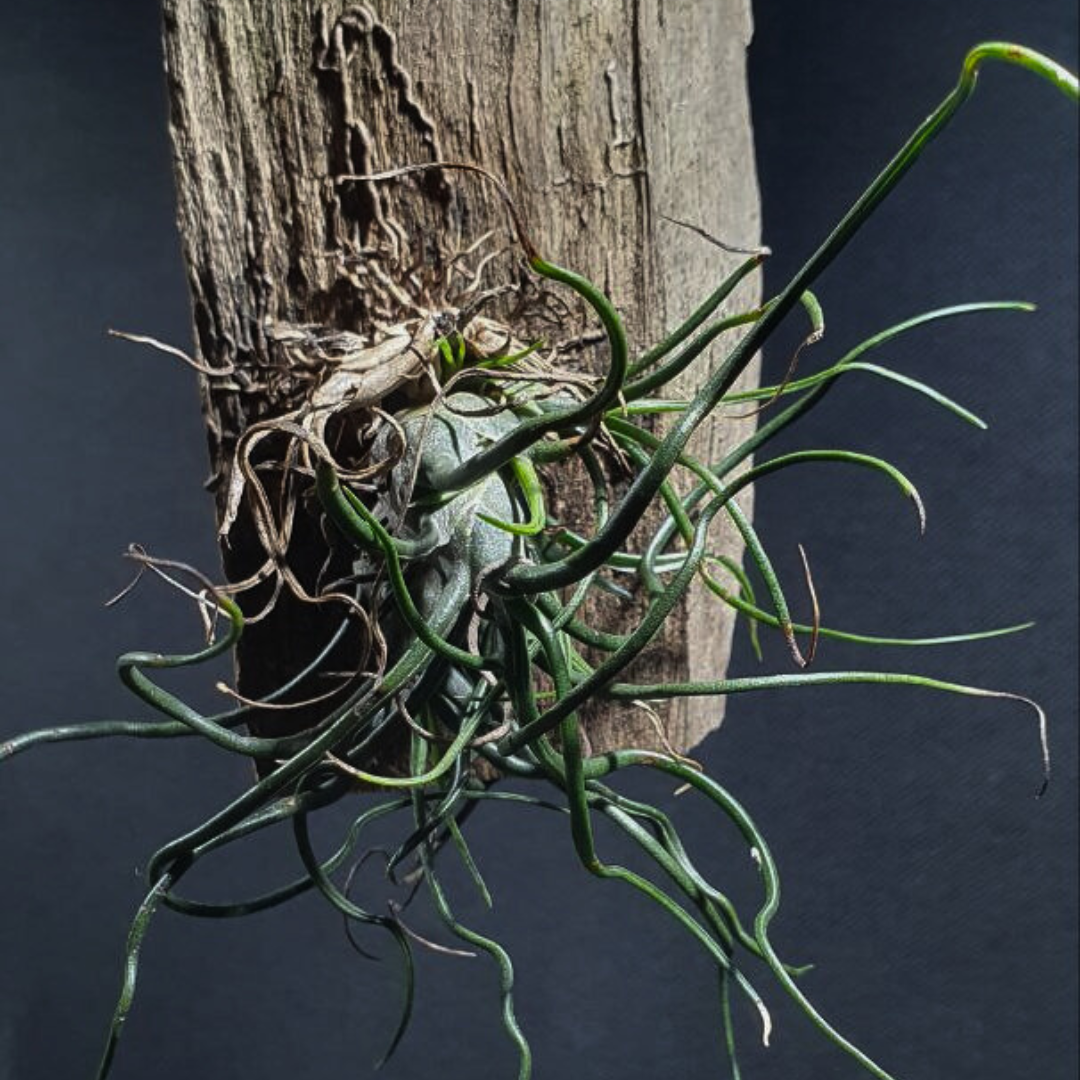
{"left": 2, "top": 42, "right": 1077, "bottom": 1080}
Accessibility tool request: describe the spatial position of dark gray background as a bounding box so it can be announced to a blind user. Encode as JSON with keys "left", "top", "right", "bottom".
{"left": 1, "top": 3, "right": 1075, "bottom": 1078}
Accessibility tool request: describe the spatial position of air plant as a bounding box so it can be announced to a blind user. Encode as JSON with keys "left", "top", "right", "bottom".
{"left": 2, "top": 42, "right": 1076, "bottom": 1080}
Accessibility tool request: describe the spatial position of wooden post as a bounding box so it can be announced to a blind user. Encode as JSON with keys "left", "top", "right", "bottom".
{"left": 162, "top": 0, "right": 761, "bottom": 760}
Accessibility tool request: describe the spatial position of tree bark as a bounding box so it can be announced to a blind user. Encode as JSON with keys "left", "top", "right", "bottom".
{"left": 162, "top": 0, "right": 761, "bottom": 760}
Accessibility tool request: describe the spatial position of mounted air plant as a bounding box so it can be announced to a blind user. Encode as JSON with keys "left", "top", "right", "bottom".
{"left": 2, "top": 42, "right": 1076, "bottom": 1080}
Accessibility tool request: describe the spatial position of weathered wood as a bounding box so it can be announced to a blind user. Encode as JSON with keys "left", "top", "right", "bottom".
{"left": 162, "top": 0, "right": 761, "bottom": 759}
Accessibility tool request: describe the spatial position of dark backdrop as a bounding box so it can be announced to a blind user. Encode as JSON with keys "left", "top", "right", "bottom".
{"left": 1, "top": 3, "right": 1075, "bottom": 1079}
